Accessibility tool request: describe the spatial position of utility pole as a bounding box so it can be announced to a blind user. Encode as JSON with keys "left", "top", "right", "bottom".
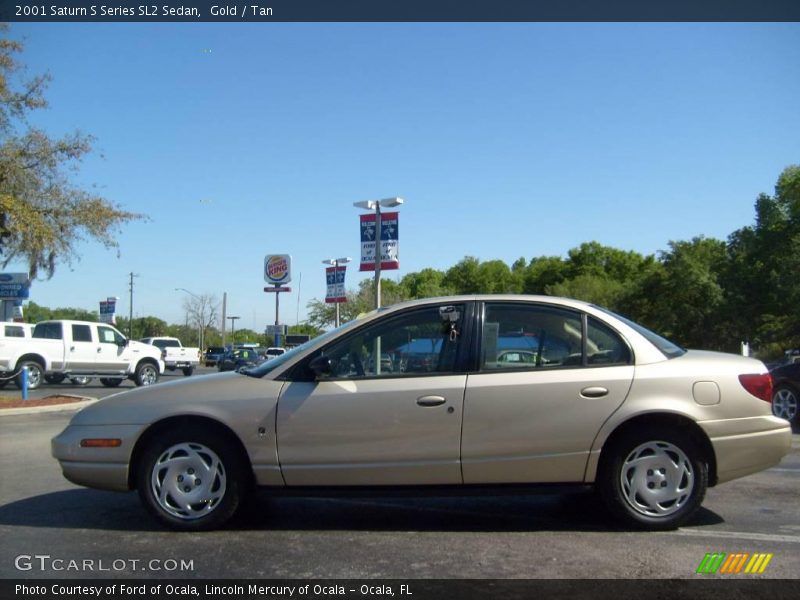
{"left": 128, "top": 272, "right": 139, "bottom": 339}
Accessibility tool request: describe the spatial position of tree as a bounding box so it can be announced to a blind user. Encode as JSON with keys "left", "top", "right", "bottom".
{"left": 0, "top": 25, "right": 145, "bottom": 279}
{"left": 181, "top": 293, "right": 219, "bottom": 350}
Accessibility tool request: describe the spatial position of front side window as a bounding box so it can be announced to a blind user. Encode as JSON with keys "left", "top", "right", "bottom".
{"left": 98, "top": 326, "right": 125, "bottom": 345}
{"left": 317, "top": 304, "right": 466, "bottom": 379}
{"left": 481, "top": 303, "right": 583, "bottom": 370}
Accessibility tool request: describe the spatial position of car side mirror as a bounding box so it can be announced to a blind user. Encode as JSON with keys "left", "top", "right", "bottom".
{"left": 309, "top": 355, "right": 332, "bottom": 377}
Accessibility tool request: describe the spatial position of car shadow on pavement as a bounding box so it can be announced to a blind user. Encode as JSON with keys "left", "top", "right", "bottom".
{"left": 0, "top": 488, "right": 724, "bottom": 533}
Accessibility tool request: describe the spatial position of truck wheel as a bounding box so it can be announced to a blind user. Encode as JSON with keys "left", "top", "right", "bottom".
{"left": 16, "top": 360, "right": 44, "bottom": 390}
{"left": 182, "top": 367, "right": 195, "bottom": 377}
{"left": 99, "top": 378, "right": 123, "bottom": 387}
{"left": 134, "top": 361, "right": 159, "bottom": 386}
{"left": 70, "top": 376, "right": 92, "bottom": 386}
{"left": 45, "top": 374, "right": 67, "bottom": 385}
{"left": 136, "top": 427, "right": 246, "bottom": 530}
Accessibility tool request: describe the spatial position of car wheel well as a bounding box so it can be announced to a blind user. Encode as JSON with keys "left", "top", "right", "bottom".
{"left": 128, "top": 416, "right": 253, "bottom": 491}
{"left": 16, "top": 354, "right": 45, "bottom": 369}
{"left": 599, "top": 413, "right": 717, "bottom": 487}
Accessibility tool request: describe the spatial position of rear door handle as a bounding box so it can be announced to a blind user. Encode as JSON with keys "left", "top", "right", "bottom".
{"left": 416, "top": 395, "right": 446, "bottom": 407}
{"left": 581, "top": 387, "right": 609, "bottom": 398}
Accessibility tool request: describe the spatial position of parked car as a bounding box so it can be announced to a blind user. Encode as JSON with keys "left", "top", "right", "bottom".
{"left": 140, "top": 337, "right": 200, "bottom": 376}
{"left": 770, "top": 361, "right": 799, "bottom": 425}
{"left": 204, "top": 346, "right": 226, "bottom": 367}
{"left": 51, "top": 295, "right": 791, "bottom": 531}
{"left": 1, "top": 320, "right": 164, "bottom": 390}
{"left": 217, "top": 347, "right": 262, "bottom": 372}
{"left": 263, "top": 347, "right": 286, "bottom": 360}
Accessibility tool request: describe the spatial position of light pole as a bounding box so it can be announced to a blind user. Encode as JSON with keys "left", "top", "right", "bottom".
{"left": 322, "top": 257, "right": 351, "bottom": 328}
{"left": 175, "top": 287, "right": 204, "bottom": 350}
{"left": 353, "top": 197, "right": 403, "bottom": 309}
{"left": 227, "top": 316, "right": 240, "bottom": 346}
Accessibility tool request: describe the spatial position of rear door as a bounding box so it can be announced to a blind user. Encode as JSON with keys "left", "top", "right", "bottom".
{"left": 462, "top": 301, "right": 634, "bottom": 484}
{"left": 65, "top": 323, "right": 97, "bottom": 372}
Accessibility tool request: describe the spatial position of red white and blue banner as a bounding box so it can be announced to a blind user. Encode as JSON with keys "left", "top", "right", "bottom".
{"left": 359, "top": 212, "right": 399, "bottom": 272}
{"left": 325, "top": 266, "right": 347, "bottom": 304}
{"left": 99, "top": 297, "right": 117, "bottom": 324}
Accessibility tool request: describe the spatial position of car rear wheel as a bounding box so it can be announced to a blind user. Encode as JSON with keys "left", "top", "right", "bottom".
{"left": 136, "top": 429, "right": 245, "bottom": 531}
{"left": 598, "top": 428, "right": 707, "bottom": 530}
{"left": 45, "top": 374, "right": 66, "bottom": 384}
{"left": 772, "top": 385, "right": 798, "bottom": 424}
{"left": 182, "top": 366, "right": 194, "bottom": 376}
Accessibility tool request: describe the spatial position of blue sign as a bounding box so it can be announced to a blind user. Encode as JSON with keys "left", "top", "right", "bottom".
{"left": 0, "top": 273, "right": 30, "bottom": 299}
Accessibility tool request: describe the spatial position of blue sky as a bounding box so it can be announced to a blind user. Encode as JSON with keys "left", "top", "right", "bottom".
{"left": 6, "top": 23, "right": 800, "bottom": 330}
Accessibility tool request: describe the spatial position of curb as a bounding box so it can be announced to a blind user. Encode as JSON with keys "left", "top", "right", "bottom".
{"left": 0, "top": 396, "right": 98, "bottom": 417}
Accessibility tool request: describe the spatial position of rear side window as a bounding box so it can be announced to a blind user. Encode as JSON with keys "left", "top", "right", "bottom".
{"left": 33, "top": 322, "right": 63, "bottom": 340}
{"left": 586, "top": 317, "right": 632, "bottom": 365}
{"left": 4, "top": 325, "right": 26, "bottom": 338}
{"left": 71, "top": 324, "right": 93, "bottom": 342}
{"left": 481, "top": 303, "right": 583, "bottom": 370}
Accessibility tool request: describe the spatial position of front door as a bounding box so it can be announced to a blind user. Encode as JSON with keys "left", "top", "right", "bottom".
{"left": 277, "top": 303, "right": 470, "bottom": 486}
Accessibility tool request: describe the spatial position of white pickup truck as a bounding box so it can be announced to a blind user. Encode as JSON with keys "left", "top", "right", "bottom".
{"left": 0, "top": 320, "right": 164, "bottom": 390}
{"left": 140, "top": 337, "right": 200, "bottom": 376}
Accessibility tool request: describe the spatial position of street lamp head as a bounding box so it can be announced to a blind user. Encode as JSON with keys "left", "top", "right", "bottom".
{"left": 353, "top": 197, "right": 404, "bottom": 210}
{"left": 379, "top": 197, "right": 404, "bottom": 208}
{"left": 353, "top": 200, "right": 377, "bottom": 210}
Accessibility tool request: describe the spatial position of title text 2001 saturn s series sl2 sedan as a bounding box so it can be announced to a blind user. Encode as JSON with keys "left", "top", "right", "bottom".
{"left": 52, "top": 296, "right": 792, "bottom": 531}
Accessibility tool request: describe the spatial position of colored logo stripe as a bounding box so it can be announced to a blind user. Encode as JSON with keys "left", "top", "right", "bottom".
{"left": 696, "top": 553, "right": 773, "bottom": 574}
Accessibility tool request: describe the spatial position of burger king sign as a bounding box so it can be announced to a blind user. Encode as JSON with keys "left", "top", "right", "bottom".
{"left": 264, "top": 254, "right": 292, "bottom": 285}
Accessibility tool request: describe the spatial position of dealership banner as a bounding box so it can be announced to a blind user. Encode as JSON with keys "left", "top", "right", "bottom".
{"left": 99, "top": 297, "right": 117, "bottom": 324}
{"left": 325, "top": 266, "right": 347, "bottom": 304}
{"left": 359, "top": 212, "right": 399, "bottom": 272}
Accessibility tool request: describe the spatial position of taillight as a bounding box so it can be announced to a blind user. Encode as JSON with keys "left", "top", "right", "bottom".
{"left": 738, "top": 373, "right": 773, "bottom": 403}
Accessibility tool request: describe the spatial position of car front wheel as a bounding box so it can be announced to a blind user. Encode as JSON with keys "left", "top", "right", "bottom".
{"left": 598, "top": 428, "right": 707, "bottom": 530}
{"left": 136, "top": 429, "right": 245, "bottom": 531}
{"left": 772, "top": 385, "right": 798, "bottom": 424}
{"left": 134, "top": 362, "right": 159, "bottom": 386}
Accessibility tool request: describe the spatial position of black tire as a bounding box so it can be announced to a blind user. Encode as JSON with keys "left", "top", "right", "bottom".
{"left": 772, "top": 384, "right": 799, "bottom": 424}
{"left": 597, "top": 427, "right": 708, "bottom": 530}
{"left": 182, "top": 366, "right": 195, "bottom": 377}
{"left": 136, "top": 427, "right": 246, "bottom": 531}
{"left": 45, "top": 373, "right": 67, "bottom": 385}
{"left": 0, "top": 379, "right": 8, "bottom": 389}
{"left": 15, "top": 360, "right": 44, "bottom": 390}
{"left": 70, "top": 376, "right": 92, "bottom": 386}
{"left": 134, "top": 361, "right": 159, "bottom": 387}
{"left": 99, "top": 378, "right": 123, "bottom": 387}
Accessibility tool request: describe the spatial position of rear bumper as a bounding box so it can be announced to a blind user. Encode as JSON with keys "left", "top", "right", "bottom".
{"left": 701, "top": 416, "right": 793, "bottom": 484}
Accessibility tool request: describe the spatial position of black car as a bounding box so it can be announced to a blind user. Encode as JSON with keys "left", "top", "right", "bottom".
{"left": 217, "top": 348, "right": 262, "bottom": 372}
{"left": 770, "top": 361, "right": 799, "bottom": 425}
{"left": 204, "top": 346, "right": 226, "bottom": 367}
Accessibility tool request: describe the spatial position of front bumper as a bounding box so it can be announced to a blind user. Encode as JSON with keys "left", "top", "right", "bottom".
{"left": 51, "top": 424, "right": 147, "bottom": 492}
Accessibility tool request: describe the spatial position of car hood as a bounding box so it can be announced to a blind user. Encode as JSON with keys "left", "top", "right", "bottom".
{"left": 69, "top": 371, "right": 285, "bottom": 426}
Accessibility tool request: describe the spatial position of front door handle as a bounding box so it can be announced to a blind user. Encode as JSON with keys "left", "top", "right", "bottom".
{"left": 581, "top": 386, "right": 609, "bottom": 398}
{"left": 416, "top": 395, "right": 446, "bottom": 407}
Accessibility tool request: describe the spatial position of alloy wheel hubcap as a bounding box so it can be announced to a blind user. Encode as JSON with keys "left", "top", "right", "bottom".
{"left": 141, "top": 366, "right": 157, "bottom": 385}
{"left": 620, "top": 441, "right": 694, "bottom": 517}
{"left": 151, "top": 442, "right": 226, "bottom": 520}
{"left": 772, "top": 389, "right": 798, "bottom": 420}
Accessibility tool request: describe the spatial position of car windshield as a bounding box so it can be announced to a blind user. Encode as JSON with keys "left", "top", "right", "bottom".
{"left": 241, "top": 315, "right": 373, "bottom": 378}
{"left": 593, "top": 305, "right": 685, "bottom": 359}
